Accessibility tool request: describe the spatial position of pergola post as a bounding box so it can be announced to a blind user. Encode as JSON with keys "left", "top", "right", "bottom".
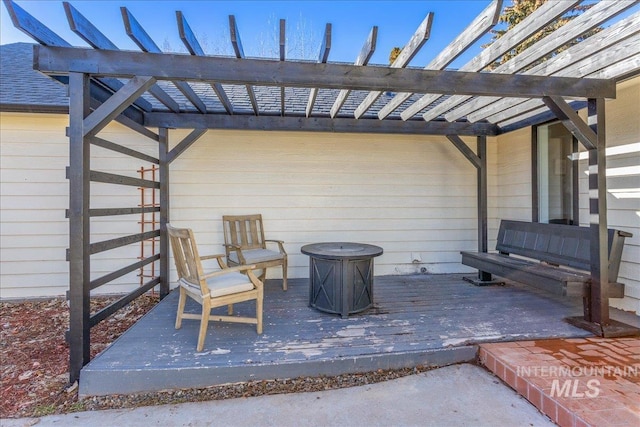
{"left": 476, "top": 135, "right": 491, "bottom": 282}
{"left": 587, "top": 98, "right": 609, "bottom": 325}
{"left": 159, "top": 127, "right": 170, "bottom": 298}
{"left": 68, "top": 72, "right": 91, "bottom": 383}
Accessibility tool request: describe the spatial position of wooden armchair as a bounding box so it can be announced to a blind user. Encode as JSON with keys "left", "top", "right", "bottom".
{"left": 222, "top": 214, "right": 288, "bottom": 291}
{"left": 167, "top": 224, "right": 263, "bottom": 352}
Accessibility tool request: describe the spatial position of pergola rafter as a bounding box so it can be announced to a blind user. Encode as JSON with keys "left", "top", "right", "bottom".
{"left": 4, "top": 0, "right": 640, "bottom": 385}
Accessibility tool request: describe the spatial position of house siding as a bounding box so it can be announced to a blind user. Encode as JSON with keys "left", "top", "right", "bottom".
{"left": 1, "top": 115, "right": 488, "bottom": 298}
{"left": 494, "top": 76, "right": 640, "bottom": 315}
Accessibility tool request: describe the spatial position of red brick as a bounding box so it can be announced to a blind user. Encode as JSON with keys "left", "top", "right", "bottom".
{"left": 505, "top": 366, "right": 517, "bottom": 388}
{"left": 528, "top": 384, "right": 543, "bottom": 410}
{"left": 574, "top": 416, "right": 592, "bottom": 427}
{"left": 557, "top": 403, "right": 576, "bottom": 427}
{"left": 542, "top": 394, "right": 558, "bottom": 421}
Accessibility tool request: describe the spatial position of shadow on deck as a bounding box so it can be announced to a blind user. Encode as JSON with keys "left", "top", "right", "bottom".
{"left": 80, "top": 274, "right": 601, "bottom": 397}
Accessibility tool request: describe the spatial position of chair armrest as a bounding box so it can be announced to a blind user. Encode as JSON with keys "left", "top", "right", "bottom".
{"left": 222, "top": 244, "right": 247, "bottom": 264}
{"left": 201, "top": 264, "right": 258, "bottom": 280}
{"left": 265, "top": 239, "right": 287, "bottom": 255}
{"left": 200, "top": 254, "right": 226, "bottom": 261}
{"left": 201, "top": 254, "right": 229, "bottom": 269}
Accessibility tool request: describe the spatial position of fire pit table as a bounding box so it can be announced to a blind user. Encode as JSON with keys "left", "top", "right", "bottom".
{"left": 301, "top": 242, "right": 383, "bottom": 318}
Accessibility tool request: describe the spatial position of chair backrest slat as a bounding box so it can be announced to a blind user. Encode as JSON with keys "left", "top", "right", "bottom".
{"left": 167, "top": 224, "right": 209, "bottom": 295}
{"left": 223, "top": 214, "right": 266, "bottom": 250}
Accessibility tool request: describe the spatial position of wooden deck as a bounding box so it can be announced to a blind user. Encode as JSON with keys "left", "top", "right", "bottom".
{"left": 79, "top": 274, "right": 601, "bottom": 397}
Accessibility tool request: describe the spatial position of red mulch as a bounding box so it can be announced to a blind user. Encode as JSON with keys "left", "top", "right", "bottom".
{"left": 0, "top": 294, "right": 158, "bottom": 418}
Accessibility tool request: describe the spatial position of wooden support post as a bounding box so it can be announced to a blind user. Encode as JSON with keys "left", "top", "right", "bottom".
{"left": 159, "top": 128, "right": 170, "bottom": 298}
{"left": 587, "top": 98, "right": 609, "bottom": 325}
{"left": 566, "top": 98, "right": 639, "bottom": 337}
{"left": 477, "top": 135, "right": 491, "bottom": 282}
{"left": 67, "top": 72, "right": 91, "bottom": 384}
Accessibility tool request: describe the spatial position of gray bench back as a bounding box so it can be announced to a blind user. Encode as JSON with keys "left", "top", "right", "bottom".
{"left": 496, "top": 220, "right": 631, "bottom": 283}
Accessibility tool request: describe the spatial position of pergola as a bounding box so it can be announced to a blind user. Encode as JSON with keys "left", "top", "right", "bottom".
{"left": 4, "top": 0, "right": 639, "bottom": 383}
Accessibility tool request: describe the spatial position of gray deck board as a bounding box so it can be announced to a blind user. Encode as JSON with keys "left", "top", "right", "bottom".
{"left": 80, "top": 274, "right": 598, "bottom": 396}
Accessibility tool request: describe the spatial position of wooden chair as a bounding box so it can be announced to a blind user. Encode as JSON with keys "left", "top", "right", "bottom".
{"left": 222, "top": 214, "right": 288, "bottom": 291}
{"left": 167, "top": 224, "right": 263, "bottom": 352}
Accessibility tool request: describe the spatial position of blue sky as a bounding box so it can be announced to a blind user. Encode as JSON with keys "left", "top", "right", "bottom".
{"left": 1, "top": 0, "right": 499, "bottom": 68}
{"left": 2, "top": 1, "right": 637, "bottom": 68}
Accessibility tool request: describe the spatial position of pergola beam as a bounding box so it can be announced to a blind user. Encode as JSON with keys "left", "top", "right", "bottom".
{"left": 353, "top": 12, "right": 433, "bottom": 119}
{"left": 542, "top": 96, "right": 598, "bottom": 150}
{"left": 121, "top": 7, "right": 207, "bottom": 113}
{"left": 446, "top": 135, "right": 481, "bottom": 168}
{"left": 167, "top": 129, "right": 208, "bottom": 163}
{"left": 403, "top": 0, "right": 580, "bottom": 121}
{"left": 330, "top": 26, "right": 377, "bottom": 118}
{"left": 177, "top": 11, "right": 233, "bottom": 114}
{"left": 34, "top": 45, "right": 617, "bottom": 100}
{"left": 83, "top": 76, "right": 157, "bottom": 137}
{"left": 229, "top": 15, "right": 259, "bottom": 115}
{"left": 444, "top": 1, "right": 639, "bottom": 122}
{"left": 145, "top": 113, "right": 499, "bottom": 136}
{"left": 306, "top": 23, "right": 332, "bottom": 117}
{"left": 378, "top": 0, "right": 502, "bottom": 120}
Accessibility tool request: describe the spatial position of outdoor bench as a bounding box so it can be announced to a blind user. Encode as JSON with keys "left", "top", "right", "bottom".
{"left": 460, "top": 220, "right": 632, "bottom": 297}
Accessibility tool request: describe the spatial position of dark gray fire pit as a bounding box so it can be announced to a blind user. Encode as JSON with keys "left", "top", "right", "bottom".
{"left": 301, "top": 242, "right": 383, "bottom": 318}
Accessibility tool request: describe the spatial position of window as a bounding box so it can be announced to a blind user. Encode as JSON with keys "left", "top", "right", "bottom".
{"left": 533, "top": 122, "right": 579, "bottom": 225}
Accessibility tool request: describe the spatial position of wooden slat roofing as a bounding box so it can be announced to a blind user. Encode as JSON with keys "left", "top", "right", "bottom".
{"left": 4, "top": 0, "right": 639, "bottom": 136}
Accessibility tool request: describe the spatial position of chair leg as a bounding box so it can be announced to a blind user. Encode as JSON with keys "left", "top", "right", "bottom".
{"left": 282, "top": 259, "right": 288, "bottom": 291}
{"left": 227, "top": 304, "right": 233, "bottom": 315}
{"left": 197, "top": 299, "right": 211, "bottom": 352}
{"left": 175, "top": 287, "right": 187, "bottom": 329}
{"left": 256, "top": 288, "right": 264, "bottom": 334}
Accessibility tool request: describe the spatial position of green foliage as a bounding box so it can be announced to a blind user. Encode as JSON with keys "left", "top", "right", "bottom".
{"left": 483, "top": 0, "right": 601, "bottom": 70}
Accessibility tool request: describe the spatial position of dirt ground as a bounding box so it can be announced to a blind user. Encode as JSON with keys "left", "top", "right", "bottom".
{"left": 1, "top": 293, "right": 436, "bottom": 420}
{"left": 0, "top": 294, "right": 158, "bottom": 418}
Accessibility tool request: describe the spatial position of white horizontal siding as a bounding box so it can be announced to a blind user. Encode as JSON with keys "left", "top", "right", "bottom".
{"left": 169, "top": 130, "right": 482, "bottom": 280}
{"left": 0, "top": 113, "right": 160, "bottom": 298}
{"left": 494, "top": 77, "right": 639, "bottom": 315}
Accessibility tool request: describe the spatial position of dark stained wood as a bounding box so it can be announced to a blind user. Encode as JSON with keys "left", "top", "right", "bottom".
{"left": 159, "top": 128, "right": 170, "bottom": 298}
{"left": 403, "top": 0, "right": 581, "bottom": 121}
{"left": 89, "top": 254, "right": 160, "bottom": 291}
{"left": 280, "top": 19, "right": 286, "bottom": 116}
{"left": 121, "top": 7, "right": 207, "bottom": 114}
{"left": 446, "top": 135, "right": 481, "bottom": 168}
{"left": 444, "top": 1, "right": 638, "bottom": 122}
{"left": 89, "top": 207, "right": 160, "bottom": 217}
{"left": 306, "top": 23, "right": 332, "bottom": 118}
{"left": 588, "top": 98, "right": 610, "bottom": 327}
{"left": 83, "top": 76, "right": 156, "bottom": 137}
{"left": 167, "top": 128, "right": 208, "bottom": 163}
{"left": 542, "top": 96, "right": 597, "bottom": 150}
{"left": 89, "top": 230, "right": 160, "bottom": 255}
{"left": 330, "top": 25, "right": 377, "bottom": 118}
{"left": 354, "top": 13, "right": 432, "bottom": 119}
{"left": 79, "top": 275, "right": 609, "bottom": 396}
{"left": 145, "top": 113, "right": 499, "bottom": 136}
{"left": 62, "top": 2, "right": 153, "bottom": 113}
{"left": 4, "top": 0, "right": 70, "bottom": 46}
{"left": 33, "top": 46, "right": 617, "bottom": 99}
{"left": 229, "top": 15, "right": 259, "bottom": 115}
{"left": 90, "top": 278, "right": 161, "bottom": 327}
{"left": 90, "top": 170, "right": 160, "bottom": 189}
{"left": 89, "top": 135, "right": 159, "bottom": 164}
{"left": 379, "top": 0, "right": 502, "bottom": 120}
{"left": 467, "top": 15, "right": 640, "bottom": 124}
{"left": 64, "top": 1, "right": 178, "bottom": 113}
{"left": 177, "top": 11, "right": 233, "bottom": 114}
{"left": 66, "top": 72, "right": 91, "bottom": 384}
